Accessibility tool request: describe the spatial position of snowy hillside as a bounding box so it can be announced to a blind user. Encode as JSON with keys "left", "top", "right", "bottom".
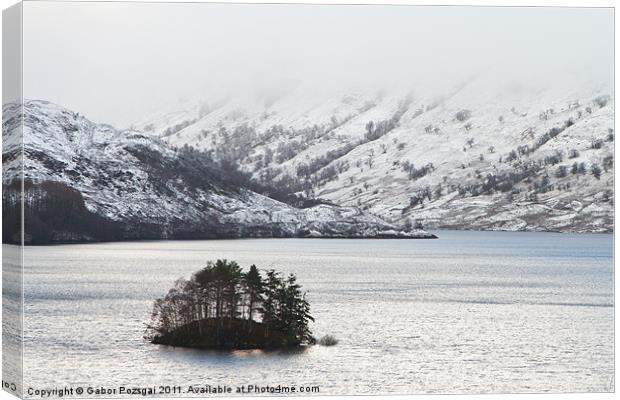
{"left": 2, "top": 100, "right": 434, "bottom": 244}
{"left": 140, "top": 77, "right": 614, "bottom": 233}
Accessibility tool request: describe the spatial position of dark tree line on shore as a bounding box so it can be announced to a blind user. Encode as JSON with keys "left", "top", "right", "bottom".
{"left": 146, "top": 260, "right": 315, "bottom": 348}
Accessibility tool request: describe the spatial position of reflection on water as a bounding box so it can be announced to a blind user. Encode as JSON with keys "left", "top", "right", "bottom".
{"left": 15, "top": 231, "right": 614, "bottom": 395}
{"left": 155, "top": 346, "right": 311, "bottom": 366}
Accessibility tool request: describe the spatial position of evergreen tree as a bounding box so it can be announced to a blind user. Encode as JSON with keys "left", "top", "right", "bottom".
{"left": 591, "top": 164, "right": 602, "bottom": 180}
{"left": 243, "top": 265, "right": 263, "bottom": 324}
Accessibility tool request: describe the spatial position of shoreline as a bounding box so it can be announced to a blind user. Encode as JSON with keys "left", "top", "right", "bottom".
{"left": 3, "top": 228, "right": 615, "bottom": 247}
{"left": 3, "top": 233, "right": 439, "bottom": 247}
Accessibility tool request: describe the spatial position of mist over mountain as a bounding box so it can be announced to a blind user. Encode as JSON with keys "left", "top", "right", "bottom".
{"left": 23, "top": 3, "right": 613, "bottom": 128}
{"left": 12, "top": 3, "right": 614, "bottom": 239}
{"left": 136, "top": 75, "right": 614, "bottom": 233}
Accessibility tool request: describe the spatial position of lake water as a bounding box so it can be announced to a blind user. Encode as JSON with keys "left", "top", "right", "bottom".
{"left": 7, "top": 231, "right": 615, "bottom": 395}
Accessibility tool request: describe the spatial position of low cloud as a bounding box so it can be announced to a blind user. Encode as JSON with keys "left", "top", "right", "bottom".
{"left": 23, "top": 2, "right": 613, "bottom": 128}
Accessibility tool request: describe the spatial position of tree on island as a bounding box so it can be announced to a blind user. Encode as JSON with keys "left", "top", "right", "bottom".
{"left": 145, "top": 259, "right": 315, "bottom": 349}
{"left": 243, "top": 264, "right": 263, "bottom": 326}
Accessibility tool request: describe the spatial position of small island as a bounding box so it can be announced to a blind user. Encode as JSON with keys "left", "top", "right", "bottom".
{"left": 145, "top": 259, "right": 316, "bottom": 349}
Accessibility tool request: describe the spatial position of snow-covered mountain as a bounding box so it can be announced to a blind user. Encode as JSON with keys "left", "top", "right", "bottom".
{"left": 137, "top": 77, "right": 614, "bottom": 233}
{"left": 2, "top": 100, "right": 434, "bottom": 244}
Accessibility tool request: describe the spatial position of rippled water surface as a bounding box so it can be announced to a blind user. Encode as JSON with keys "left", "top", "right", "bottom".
{"left": 16, "top": 231, "right": 614, "bottom": 395}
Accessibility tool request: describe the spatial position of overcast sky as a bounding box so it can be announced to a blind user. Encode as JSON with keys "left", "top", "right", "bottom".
{"left": 23, "top": 2, "right": 613, "bottom": 128}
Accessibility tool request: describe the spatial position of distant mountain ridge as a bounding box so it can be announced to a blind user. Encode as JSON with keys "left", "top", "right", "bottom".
{"left": 2, "top": 100, "right": 434, "bottom": 244}
{"left": 138, "top": 77, "right": 614, "bottom": 233}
